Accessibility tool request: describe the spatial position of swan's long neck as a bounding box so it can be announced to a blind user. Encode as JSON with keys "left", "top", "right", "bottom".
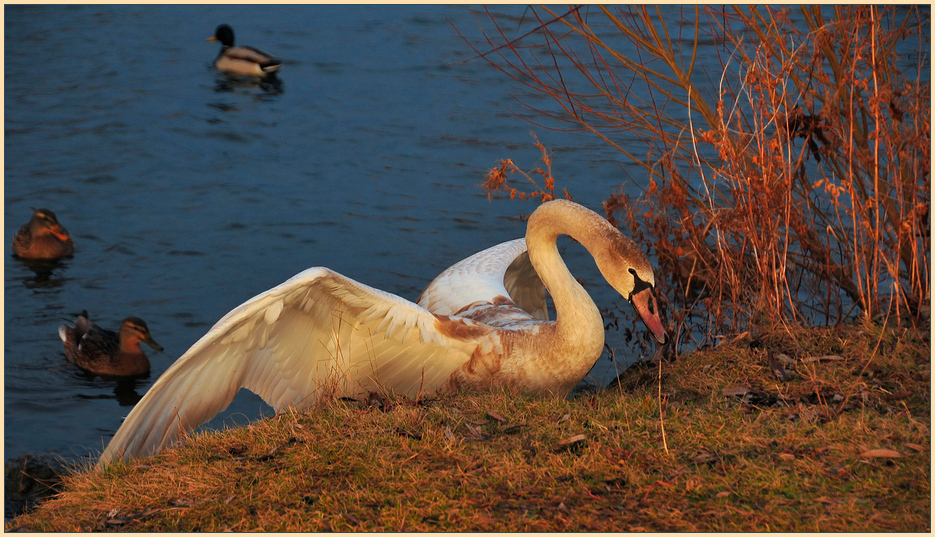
{"left": 524, "top": 201, "right": 610, "bottom": 379}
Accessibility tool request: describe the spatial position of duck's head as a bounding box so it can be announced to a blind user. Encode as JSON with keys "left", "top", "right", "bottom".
{"left": 29, "top": 208, "right": 71, "bottom": 242}
{"left": 119, "top": 317, "right": 164, "bottom": 352}
{"left": 208, "top": 24, "right": 235, "bottom": 48}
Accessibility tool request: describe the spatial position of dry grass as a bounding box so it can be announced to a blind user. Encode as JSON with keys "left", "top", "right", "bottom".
{"left": 7, "top": 322, "right": 929, "bottom": 532}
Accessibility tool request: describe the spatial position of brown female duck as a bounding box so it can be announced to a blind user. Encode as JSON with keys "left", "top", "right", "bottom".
{"left": 59, "top": 311, "right": 163, "bottom": 377}
{"left": 12, "top": 208, "right": 75, "bottom": 260}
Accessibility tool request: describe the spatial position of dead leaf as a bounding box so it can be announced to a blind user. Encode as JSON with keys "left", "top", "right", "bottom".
{"left": 558, "top": 434, "right": 587, "bottom": 446}
{"left": 778, "top": 453, "right": 795, "bottom": 461}
{"left": 486, "top": 410, "right": 507, "bottom": 423}
{"left": 105, "top": 509, "right": 131, "bottom": 526}
{"left": 714, "top": 490, "right": 731, "bottom": 499}
{"left": 396, "top": 428, "right": 422, "bottom": 440}
{"left": 555, "top": 434, "right": 587, "bottom": 452}
{"left": 692, "top": 450, "right": 718, "bottom": 464}
{"left": 859, "top": 448, "right": 903, "bottom": 459}
{"left": 904, "top": 443, "right": 925, "bottom": 452}
{"left": 464, "top": 423, "right": 488, "bottom": 439}
{"left": 801, "top": 355, "right": 845, "bottom": 363}
{"left": 722, "top": 386, "right": 750, "bottom": 397}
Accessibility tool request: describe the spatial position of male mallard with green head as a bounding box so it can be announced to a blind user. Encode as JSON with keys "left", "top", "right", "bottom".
{"left": 12, "top": 208, "right": 75, "bottom": 260}
{"left": 208, "top": 24, "right": 281, "bottom": 77}
{"left": 59, "top": 311, "right": 163, "bottom": 378}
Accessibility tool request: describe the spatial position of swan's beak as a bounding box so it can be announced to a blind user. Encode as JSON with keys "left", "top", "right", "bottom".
{"left": 630, "top": 287, "right": 668, "bottom": 345}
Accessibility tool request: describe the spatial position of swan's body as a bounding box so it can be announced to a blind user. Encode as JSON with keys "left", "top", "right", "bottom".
{"left": 12, "top": 208, "right": 75, "bottom": 260}
{"left": 59, "top": 312, "right": 163, "bottom": 377}
{"left": 98, "top": 200, "right": 665, "bottom": 466}
{"left": 208, "top": 24, "right": 281, "bottom": 77}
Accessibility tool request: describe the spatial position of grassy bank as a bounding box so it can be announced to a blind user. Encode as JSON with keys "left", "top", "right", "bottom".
{"left": 7, "top": 321, "right": 929, "bottom": 532}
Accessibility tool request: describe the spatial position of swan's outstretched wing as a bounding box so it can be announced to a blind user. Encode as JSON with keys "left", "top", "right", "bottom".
{"left": 417, "top": 238, "right": 548, "bottom": 321}
{"left": 98, "top": 267, "right": 486, "bottom": 465}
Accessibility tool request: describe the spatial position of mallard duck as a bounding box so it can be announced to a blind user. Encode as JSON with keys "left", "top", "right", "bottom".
{"left": 207, "top": 24, "right": 281, "bottom": 77}
{"left": 97, "top": 200, "right": 667, "bottom": 464}
{"left": 59, "top": 311, "right": 163, "bottom": 378}
{"left": 12, "top": 208, "right": 75, "bottom": 260}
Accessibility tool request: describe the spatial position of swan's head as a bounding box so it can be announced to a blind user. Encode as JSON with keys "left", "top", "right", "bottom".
{"left": 526, "top": 199, "right": 668, "bottom": 345}
{"left": 625, "top": 266, "right": 667, "bottom": 345}
{"left": 597, "top": 234, "right": 668, "bottom": 346}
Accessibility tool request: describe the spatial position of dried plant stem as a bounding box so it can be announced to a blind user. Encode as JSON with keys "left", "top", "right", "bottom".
{"left": 657, "top": 358, "right": 668, "bottom": 455}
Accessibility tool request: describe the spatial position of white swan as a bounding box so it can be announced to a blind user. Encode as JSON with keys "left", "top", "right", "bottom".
{"left": 97, "top": 200, "right": 666, "bottom": 466}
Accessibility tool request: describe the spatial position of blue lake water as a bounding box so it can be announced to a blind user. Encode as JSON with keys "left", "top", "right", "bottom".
{"left": 5, "top": 5, "right": 660, "bottom": 463}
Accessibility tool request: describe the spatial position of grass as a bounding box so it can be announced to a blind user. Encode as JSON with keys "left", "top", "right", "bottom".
{"left": 6, "top": 320, "right": 929, "bottom": 532}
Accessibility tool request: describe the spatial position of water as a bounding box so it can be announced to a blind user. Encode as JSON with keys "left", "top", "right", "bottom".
{"left": 5, "top": 5, "right": 656, "bottom": 464}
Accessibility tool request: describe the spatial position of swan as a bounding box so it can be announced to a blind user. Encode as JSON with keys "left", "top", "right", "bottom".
{"left": 97, "top": 200, "right": 666, "bottom": 466}
{"left": 207, "top": 24, "right": 282, "bottom": 78}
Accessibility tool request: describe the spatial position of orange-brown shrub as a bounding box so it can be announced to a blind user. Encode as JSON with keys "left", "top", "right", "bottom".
{"left": 469, "top": 5, "right": 930, "bottom": 346}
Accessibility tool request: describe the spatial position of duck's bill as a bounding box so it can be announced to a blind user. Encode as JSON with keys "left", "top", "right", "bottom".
{"left": 145, "top": 337, "right": 164, "bottom": 351}
{"left": 630, "top": 287, "right": 668, "bottom": 345}
{"left": 50, "top": 226, "right": 70, "bottom": 242}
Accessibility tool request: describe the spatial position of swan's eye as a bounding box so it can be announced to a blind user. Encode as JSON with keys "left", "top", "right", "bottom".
{"left": 628, "top": 268, "right": 636, "bottom": 276}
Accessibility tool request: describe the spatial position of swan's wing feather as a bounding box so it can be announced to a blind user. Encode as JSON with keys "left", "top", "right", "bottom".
{"left": 99, "top": 267, "right": 483, "bottom": 465}
{"left": 503, "top": 250, "right": 548, "bottom": 321}
{"left": 417, "top": 238, "right": 547, "bottom": 320}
